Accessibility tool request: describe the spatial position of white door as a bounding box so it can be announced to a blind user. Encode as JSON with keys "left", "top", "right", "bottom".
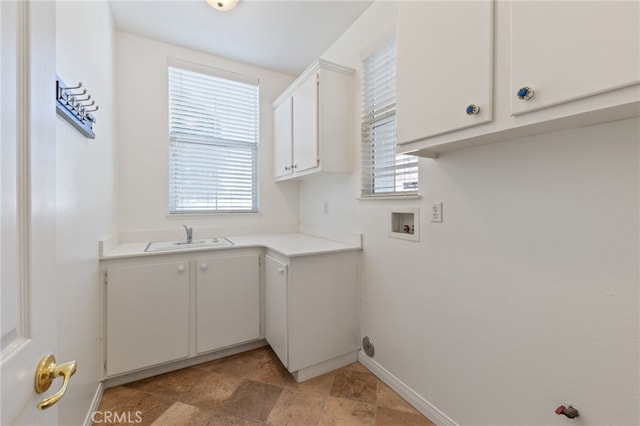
{"left": 196, "top": 254, "right": 260, "bottom": 353}
{"left": 510, "top": 1, "right": 640, "bottom": 116}
{"left": 274, "top": 97, "right": 293, "bottom": 179}
{"left": 106, "top": 262, "right": 190, "bottom": 376}
{"left": 264, "top": 255, "right": 288, "bottom": 368}
{"left": 396, "top": 0, "right": 494, "bottom": 143}
{"left": 1, "top": 1, "right": 63, "bottom": 424}
{"left": 292, "top": 73, "right": 319, "bottom": 173}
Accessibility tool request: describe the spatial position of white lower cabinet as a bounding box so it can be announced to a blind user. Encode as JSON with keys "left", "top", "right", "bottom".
{"left": 105, "top": 261, "right": 190, "bottom": 376}
{"left": 264, "top": 255, "right": 289, "bottom": 367}
{"left": 196, "top": 254, "right": 260, "bottom": 354}
{"left": 103, "top": 245, "right": 360, "bottom": 382}
{"left": 103, "top": 249, "right": 262, "bottom": 378}
{"left": 264, "top": 250, "right": 360, "bottom": 382}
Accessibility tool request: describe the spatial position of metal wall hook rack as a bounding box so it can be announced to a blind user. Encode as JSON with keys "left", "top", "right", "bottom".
{"left": 56, "top": 76, "right": 99, "bottom": 139}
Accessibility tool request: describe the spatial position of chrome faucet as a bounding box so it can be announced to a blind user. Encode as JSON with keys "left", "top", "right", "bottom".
{"left": 182, "top": 225, "right": 193, "bottom": 244}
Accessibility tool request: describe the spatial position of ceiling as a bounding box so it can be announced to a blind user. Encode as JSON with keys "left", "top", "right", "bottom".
{"left": 109, "top": 0, "right": 373, "bottom": 76}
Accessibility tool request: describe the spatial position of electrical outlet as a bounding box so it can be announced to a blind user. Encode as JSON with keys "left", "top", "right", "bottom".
{"left": 431, "top": 202, "right": 443, "bottom": 223}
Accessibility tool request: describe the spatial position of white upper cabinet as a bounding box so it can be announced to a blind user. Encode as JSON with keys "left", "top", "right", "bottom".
{"left": 511, "top": 1, "right": 640, "bottom": 116}
{"left": 396, "top": 0, "right": 494, "bottom": 143}
{"left": 292, "top": 74, "right": 320, "bottom": 173}
{"left": 273, "top": 59, "right": 354, "bottom": 181}
{"left": 397, "top": 1, "right": 640, "bottom": 157}
{"left": 274, "top": 97, "right": 293, "bottom": 179}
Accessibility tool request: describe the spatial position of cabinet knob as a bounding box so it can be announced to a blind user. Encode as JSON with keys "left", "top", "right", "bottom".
{"left": 278, "top": 267, "right": 285, "bottom": 274}
{"left": 465, "top": 104, "right": 480, "bottom": 115}
{"left": 516, "top": 86, "right": 534, "bottom": 100}
{"left": 293, "top": 164, "right": 297, "bottom": 169}
{"left": 200, "top": 263, "right": 208, "bottom": 270}
{"left": 285, "top": 166, "right": 290, "bottom": 171}
{"left": 177, "top": 265, "right": 185, "bottom": 272}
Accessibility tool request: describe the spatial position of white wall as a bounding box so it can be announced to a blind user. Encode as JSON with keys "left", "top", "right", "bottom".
{"left": 302, "top": 2, "right": 640, "bottom": 425}
{"left": 55, "top": 1, "right": 118, "bottom": 424}
{"left": 116, "top": 33, "right": 299, "bottom": 242}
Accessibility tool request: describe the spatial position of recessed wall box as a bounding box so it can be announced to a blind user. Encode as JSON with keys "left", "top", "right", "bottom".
{"left": 389, "top": 208, "right": 420, "bottom": 242}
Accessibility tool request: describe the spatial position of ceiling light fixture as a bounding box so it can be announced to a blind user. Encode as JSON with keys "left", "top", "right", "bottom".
{"left": 206, "top": 0, "right": 240, "bottom": 12}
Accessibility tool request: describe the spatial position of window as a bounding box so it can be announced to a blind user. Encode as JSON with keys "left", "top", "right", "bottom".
{"left": 361, "top": 39, "right": 418, "bottom": 197}
{"left": 168, "top": 61, "right": 259, "bottom": 213}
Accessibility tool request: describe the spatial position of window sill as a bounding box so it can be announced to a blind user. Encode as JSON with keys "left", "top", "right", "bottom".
{"left": 167, "top": 211, "right": 262, "bottom": 218}
{"left": 358, "top": 194, "right": 421, "bottom": 201}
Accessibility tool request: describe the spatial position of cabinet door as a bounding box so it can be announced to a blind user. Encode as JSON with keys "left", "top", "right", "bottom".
{"left": 396, "top": 1, "right": 494, "bottom": 144}
{"left": 292, "top": 73, "right": 319, "bottom": 173}
{"left": 196, "top": 254, "right": 260, "bottom": 354}
{"left": 264, "top": 255, "right": 288, "bottom": 368}
{"left": 287, "top": 253, "right": 359, "bottom": 373}
{"left": 511, "top": 1, "right": 640, "bottom": 116}
{"left": 274, "top": 97, "right": 293, "bottom": 179}
{"left": 106, "top": 261, "right": 189, "bottom": 376}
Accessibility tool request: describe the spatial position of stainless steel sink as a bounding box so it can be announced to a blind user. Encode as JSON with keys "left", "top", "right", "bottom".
{"left": 144, "top": 237, "right": 234, "bottom": 252}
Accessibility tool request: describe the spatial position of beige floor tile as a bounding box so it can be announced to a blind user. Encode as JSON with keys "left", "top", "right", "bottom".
{"left": 375, "top": 406, "right": 434, "bottom": 426}
{"left": 222, "top": 379, "right": 283, "bottom": 421}
{"left": 96, "top": 349, "right": 434, "bottom": 426}
{"left": 124, "top": 366, "right": 203, "bottom": 399}
{"left": 340, "top": 362, "right": 370, "bottom": 374}
{"left": 376, "top": 382, "right": 420, "bottom": 415}
{"left": 150, "top": 401, "right": 213, "bottom": 426}
{"left": 245, "top": 349, "right": 296, "bottom": 387}
{"left": 319, "top": 396, "right": 375, "bottom": 426}
{"left": 286, "top": 370, "right": 336, "bottom": 395}
{"left": 196, "top": 347, "right": 270, "bottom": 378}
{"left": 267, "top": 388, "right": 327, "bottom": 426}
{"left": 206, "top": 412, "right": 261, "bottom": 426}
{"left": 95, "top": 386, "right": 173, "bottom": 425}
{"left": 330, "top": 369, "right": 379, "bottom": 404}
{"left": 177, "top": 371, "right": 244, "bottom": 411}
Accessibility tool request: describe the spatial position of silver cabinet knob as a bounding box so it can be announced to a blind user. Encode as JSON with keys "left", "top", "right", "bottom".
{"left": 516, "top": 86, "right": 534, "bottom": 100}
{"left": 177, "top": 265, "right": 185, "bottom": 272}
{"left": 466, "top": 104, "right": 480, "bottom": 115}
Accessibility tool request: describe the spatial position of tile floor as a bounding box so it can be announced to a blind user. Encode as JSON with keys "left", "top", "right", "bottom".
{"left": 96, "top": 346, "right": 435, "bottom": 425}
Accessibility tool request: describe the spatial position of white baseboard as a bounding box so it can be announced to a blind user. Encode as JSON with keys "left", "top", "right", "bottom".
{"left": 82, "top": 382, "right": 105, "bottom": 426}
{"left": 358, "top": 353, "right": 458, "bottom": 426}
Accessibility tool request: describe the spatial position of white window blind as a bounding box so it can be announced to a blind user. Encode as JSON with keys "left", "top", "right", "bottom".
{"left": 361, "top": 39, "right": 418, "bottom": 197}
{"left": 168, "top": 63, "right": 259, "bottom": 213}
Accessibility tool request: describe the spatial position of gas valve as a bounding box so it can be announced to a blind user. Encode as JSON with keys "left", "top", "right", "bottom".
{"left": 555, "top": 405, "right": 579, "bottom": 419}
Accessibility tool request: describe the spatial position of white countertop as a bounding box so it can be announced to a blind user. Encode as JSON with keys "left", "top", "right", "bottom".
{"left": 100, "top": 233, "right": 361, "bottom": 260}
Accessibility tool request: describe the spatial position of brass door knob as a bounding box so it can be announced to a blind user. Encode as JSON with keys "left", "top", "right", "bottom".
{"left": 34, "top": 354, "right": 77, "bottom": 410}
